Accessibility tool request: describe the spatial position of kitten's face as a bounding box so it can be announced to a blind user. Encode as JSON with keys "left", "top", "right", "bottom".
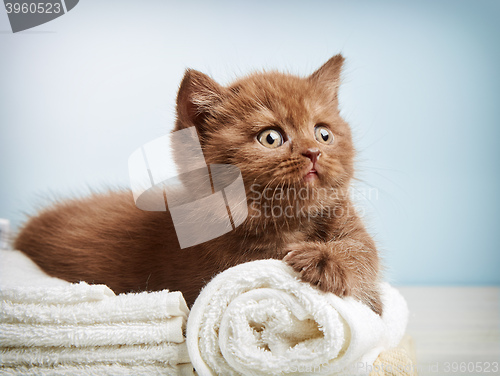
{"left": 175, "top": 55, "right": 353, "bottom": 207}
{"left": 203, "top": 73, "right": 353, "bottom": 191}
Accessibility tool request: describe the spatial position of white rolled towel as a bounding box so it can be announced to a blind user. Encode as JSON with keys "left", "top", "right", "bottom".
{"left": 186, "top": 259, "right": 408, "bottom": 376}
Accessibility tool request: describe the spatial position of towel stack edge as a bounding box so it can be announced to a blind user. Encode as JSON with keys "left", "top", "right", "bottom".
{"left": 0, "top": 250, "right": 193, "bottom": 375}
{"left": 0, "top": 363, "right": 196, "bottom": 376}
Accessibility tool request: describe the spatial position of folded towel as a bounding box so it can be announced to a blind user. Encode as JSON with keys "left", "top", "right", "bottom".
{"left": 0, "top": 363, "right": 197, "bottom": 376}
{"left": 186, "top": 259, "right": 409, "bottom": 376}
{"left": 0, "top": 250, "right": 193, "bottom": 374}
{"left": 0, "top": 249, "right": 72, "bottom": 290}
{"left": 0, "top": 342, "right": 190, "bottom": 367}
{"left": 0, "top": 318, "right": 185, "bottom": 347}
{"left": 1, "top": 289, "right": 188, "bottom": 325}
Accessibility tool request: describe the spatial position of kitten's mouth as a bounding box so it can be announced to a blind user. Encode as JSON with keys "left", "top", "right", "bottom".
{"left": 304, "top": 169, "right": 319, "bottom": 183}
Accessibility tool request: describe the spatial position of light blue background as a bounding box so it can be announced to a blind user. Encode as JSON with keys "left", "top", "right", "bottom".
{"left": 1, "top": 0, "right": 499, "bottom": 285}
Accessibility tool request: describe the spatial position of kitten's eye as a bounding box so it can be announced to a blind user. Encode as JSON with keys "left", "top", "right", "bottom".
{"left": 257, "top": 129, "right": 284, "bottom": 149}
{"left": 314, "top": 125, "right": 334, "bottom": 145}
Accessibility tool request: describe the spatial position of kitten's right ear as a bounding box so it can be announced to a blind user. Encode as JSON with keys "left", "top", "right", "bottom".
{"left": 174, "top": 69, "right": 227, "bottom": 132}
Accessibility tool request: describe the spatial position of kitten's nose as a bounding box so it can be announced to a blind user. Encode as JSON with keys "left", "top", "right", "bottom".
{"left": 302, "top": 148, "right": 321, "bottom": 164}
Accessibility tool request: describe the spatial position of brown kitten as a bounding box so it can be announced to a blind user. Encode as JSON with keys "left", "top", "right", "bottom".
{"left": 14, "top": 55, "right": 383, "bottom": 314}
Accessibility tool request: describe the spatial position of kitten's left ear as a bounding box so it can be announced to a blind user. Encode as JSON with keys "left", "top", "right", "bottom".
{"left": 309, "top": 54, "right": 345, "bottom": 100}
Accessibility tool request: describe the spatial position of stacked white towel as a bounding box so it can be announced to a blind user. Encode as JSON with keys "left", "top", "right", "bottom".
{"left": 1, "top": 248, "right": 411, "bottom": 376}
{"left": 187, "top": 259, "right": 409, "bottom": 376}
{"left": 0, "top": 250, "right": 195, "bottom": 376}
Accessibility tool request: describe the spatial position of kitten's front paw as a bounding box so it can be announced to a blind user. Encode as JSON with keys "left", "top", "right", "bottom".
{"left": 283, "top": 242, "right": 383, "bottom": 315}
{"left": 283, "top": 242, "right": 352, "bottom": 297}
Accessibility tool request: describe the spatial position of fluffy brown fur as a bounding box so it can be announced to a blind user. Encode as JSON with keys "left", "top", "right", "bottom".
{"left": 15, "top": 55, "right": 383, "bottom": 314}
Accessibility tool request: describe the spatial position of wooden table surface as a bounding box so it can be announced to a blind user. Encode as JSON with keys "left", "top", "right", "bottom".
{"left": 397, "top": 286, "right": 500, "bottom": 376}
